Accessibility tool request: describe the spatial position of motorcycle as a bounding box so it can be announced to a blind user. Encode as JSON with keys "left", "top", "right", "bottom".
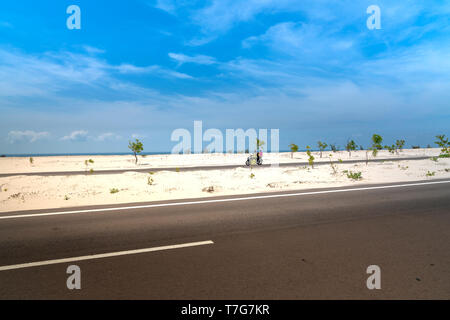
{"left": 245, "top": 153, "right": 263, "bottom": 166}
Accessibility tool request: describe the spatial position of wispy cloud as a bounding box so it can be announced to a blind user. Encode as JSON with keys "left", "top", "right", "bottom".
{"left": 83, "top": 46, "right": 105, "bottom": 55}
{"left": 7, "top": 130, "right": 49, "bottom": 143}
{"left": 0, "top": 47, "right": 193, "bottom": 99}
{"left": 154, "top": 0, "right": 176, "bottom": 14}
{"left": 61, "top": 130, "right": 89, "bottom": 142}
{"left": 96, "top": 132, "right": 122, "bottom": 142}
{"left": 131, "top": 133, "right": 147, "bottom": 140}
{"left": 168, "top": 53, "right": 216, "bottom": 65}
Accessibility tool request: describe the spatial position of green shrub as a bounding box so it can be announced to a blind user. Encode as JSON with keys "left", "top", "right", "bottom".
{"left": 385, "top": 144, "right": 396, "bottom": 154}
{"left": 435, "top": 135, "right": 449, "bottom": 155}
{"left": 289, "top": 143, "right": 299, "bottom": 158}
{"left": 328, "top": 155, "right": 338, "bottom": 175}
{"left": 110, "top": 188, "right": 119, "bottom": 194}
{"left": 426, "top": 171, "right": 435, "bottom": 177}
{"left": 370, "top": 134, "right": 383, "bottom": 156}
{"left": 84, "top": 159, "right": 94, "bottom": 172}
{"left": 345, "top": 140, "right": 357, "bottom": 157}
{"left": 148, "top": 177, "right": 154, "bottom": 185}
{"left": 306, "top": 146, "right": 315, "bottom": 168}
{"left": 347, "top": 171, "right": 362, "bottom": 181}
{"left": 396, "top": 140, "right": 405, "bottom": 152}
{"left": 318, "top": 141, "right": 328, "bottom": 158}
{"left": 256, "top": 138, "right": 265, "bottom": 152}
{"left": 250, "top": 173, "right": 255, "bottom": 179}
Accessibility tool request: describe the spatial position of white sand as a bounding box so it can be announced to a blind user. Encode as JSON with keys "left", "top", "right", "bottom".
{"left": 0, "top": 149, "right": 440, "bottom": 174}
{"left": 0, "top": 149, "right": 448, "bottom": 213}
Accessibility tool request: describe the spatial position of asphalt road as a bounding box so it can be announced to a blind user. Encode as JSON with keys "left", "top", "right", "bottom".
{"left": 0, "top": 179, "right": 449, "bottom": 299}
{"left": 0, "top": 156, "right": 430, "bottom": 177}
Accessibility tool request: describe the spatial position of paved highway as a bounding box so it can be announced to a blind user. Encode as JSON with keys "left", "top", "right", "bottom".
{"left": 0, "top": 179, "right": 449, "bottom": 299}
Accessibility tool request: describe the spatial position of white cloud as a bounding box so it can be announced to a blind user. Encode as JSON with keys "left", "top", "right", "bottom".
{"left": 185, "top": 36, "right": 217, "bottom": 47}
{"left": 0, "top": 48, "right": 193, "bottom": 99}
{"left": 131, "top": 133, "right": 146, "bottom": 140}
{"left": 96, "top": 132, "right": 122, "bottom": 141}
{"left": 61, "top": 130, "right": 89, "bottom": 141}
{"left": 192, "top": 0, "right": 278, "bottom": 33}
{"left": 83, "top": 46, "right": 105, "bottom": 55}
{"left": 242, "top": 21, "right": 355, "bottom": 59}
{"left": 168, "top": 53, "right": 216, "bottom": 65}
{"left": 154, "top": 0, "right": 176, "bottom": 14}
{"left": 7, "top": 130, "right": 49, "bottom": 143}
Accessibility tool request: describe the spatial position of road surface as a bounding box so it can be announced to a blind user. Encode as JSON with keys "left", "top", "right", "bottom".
{"left": 0, "top": 179, "right": 449, "bottom": 299}
{"left": 0, "top": 156, "right": 430, "bottom": 177}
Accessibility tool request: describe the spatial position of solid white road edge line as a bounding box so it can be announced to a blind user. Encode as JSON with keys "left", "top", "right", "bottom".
{"left": 1, "top": 180, "right": 449, "bottom": 220}
{"left": 0, "top": 240, "right": 214, "bottom": 272}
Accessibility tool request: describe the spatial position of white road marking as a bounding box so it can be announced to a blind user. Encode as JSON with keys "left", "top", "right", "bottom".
{"left": 0, "top": 180, "right": 449, "bottom": 220}
{"left": 0, "top": 240, "right": 214, "bottom": 272}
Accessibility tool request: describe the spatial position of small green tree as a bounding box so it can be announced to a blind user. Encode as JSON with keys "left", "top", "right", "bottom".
{"left": 345, "top": 140, "right": 357, "bottom": 157}
{"left": 435, "top": 135, "right": 449, "bottom": 156}
{"left": 288, "top": 143, "right": 299, "bottom": 159}
{"left": 84, "top": 159, "right": 94, "bottom": 172}
{"left": 370, "top": 134, "right": 383, "bottom": 157}
{"left": 328, "top": 154, "right": 338, "bottom": 175}
{"left": 128, "top": 139, "right": 144, "bottom": 164}
{"left": 385, "top": 144, "right": 396, "bottom": 154}
{"left": 306, "top": 146, "right": 315, "bottom": 168}
{"left": 256, "top": 138, "right": 265, "bottom": 152}
{"left": 317, "top": 141, "right": 328, "bottom": 158}
{"left": 396, "top": 140, "right": 405, "bottom": 153}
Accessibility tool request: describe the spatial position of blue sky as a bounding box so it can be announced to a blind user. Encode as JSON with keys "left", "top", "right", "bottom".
{"left": 0, "top": 0, "right": 449, "bottom": 154}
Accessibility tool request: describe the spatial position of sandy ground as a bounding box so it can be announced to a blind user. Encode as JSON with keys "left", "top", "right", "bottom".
{"left": 0, "top": 149, "right": 441, "bottom": 174}
{"left": 0, "top": 149, "right": 448, "bottom": 213}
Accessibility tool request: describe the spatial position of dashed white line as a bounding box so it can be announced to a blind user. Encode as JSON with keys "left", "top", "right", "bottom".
{"left": 0, "top": 180, "right": 449, "bottom": 220}
{"left": 0, "top": 240, "right": 214, "bottom": 272}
